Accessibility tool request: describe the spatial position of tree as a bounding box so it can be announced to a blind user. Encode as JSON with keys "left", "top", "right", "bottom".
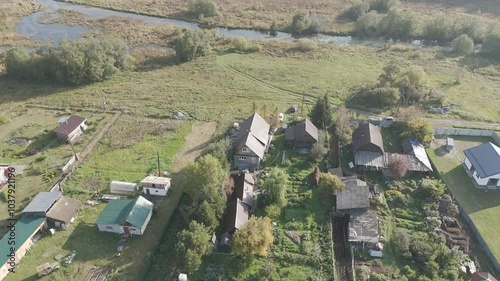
{"left": 260, "top": 168, "right": 288, "bottom": 207}
{"left": 319, "top": 173, "right": 345, "bottom": 193}
{"left": 175, "top": 29, "right": 212, "bottom": 62}
{"left": 451, "top": 34, "right": 474, "bottom": 55}
{"left": 309, "top": 94, "right": 334, "bottom": 129}
{"left": 423, "top": 16, "right": 455, "bottom": 42}
{"left": 482, "top": 32, "right": 500, "bottom": 58}
{"left": 388, "top": 156, "right": 409, "bottom": 178}
{"left": 232, "top": 36, "right": 248, "bottom": 52}
{"left": 420, "top": 178, "right": 446, "bottom": 199}
{"left": 374, "top": 87, "right": 400, "bottom": 108}
{"left": 260, "top": 262, "right": 276, "bottom": 279}
{"left": 370, "top": 0, "right": 398, "bottom": 13}
{"left": 400, "top": 118, "right": 433, "bottom": 144}
{"left": 378, "top": 60, "right": 401, "bottom": 87}
{"left": 198, "top": 200, "right": 219, "bottom": 231}
{"left": 184, "top": 154, "right": 227, "bottom": 202}
{"left": 252, "top": 101, "right": 258, "bottom": 114}
{"left": 395, "top": 106, "right": 422, "bottom": 123}
{"left": 271, "top": 106, "right": 280, "bottom": 128}
{"left": 224, "top": 176, "right": 235, "bottom": 197}
{"left": 356, "top": 11, "right": 383, "bottom": 38}
{"left": 334, "top": 105, "right": 352, "bottom": 144}
{"left": 270, "top": 21, "right": 278, "bottom": 37}
{"left": 290, "top": 12, "right": 319, "bottom": 36}
{"left": 232, "top": 217, "right": 274, "bottom": 256}
{"left": 379, "top": 9, "right": 416, "bottom": 39}
{"left": 310, "top": 142, "right": 326, "bottom": 163}
{"left": 176, "top": 221, "right": 212, "bottom": 273}
{"left": 188, "top": 0, "right": 219, "bottom": 18}
{"left": 394, "top": 229, "right": 411, "bottom": 257}
{"left": 347, "top": 1, "right": 370, "bottom": 21}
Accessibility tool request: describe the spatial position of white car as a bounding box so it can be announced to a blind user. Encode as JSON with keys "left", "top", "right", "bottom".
{"left": 278, "top": 113, "right": 284, "bottom": 122}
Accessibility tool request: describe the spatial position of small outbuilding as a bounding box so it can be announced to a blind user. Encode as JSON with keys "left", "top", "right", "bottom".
{"left": 446, "top": 137, "right": 454, "bottom": 152}
{"left": 141, "top": 176, "right": 171, "bottom": 196}
{"left": 285, "top": 119, "right": 319, "bottom": 148}
{"left": 472, "top": 272, "right": 498, "bottom": 281}
{"left": 22, "top": 192, "right": 62, "bottom": 217}
{"left": 46, "top": 196, "right": 81, "bottom": 229}
{"left": 54, "top": 115, "right": 87, "bottom": 143}
{"left": 224, "top": 199, "right": 249, "bottom": 234}
{"left": 96, "top": 196, "right": 153, "bottom": 235}
{"left": 110, "top": 181, "right": 138, "bottom": 196}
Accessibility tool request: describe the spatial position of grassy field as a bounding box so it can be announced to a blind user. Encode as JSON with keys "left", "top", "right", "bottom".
{"left": 2, "top": 42, "right": 500, "bottom": 124}
{"left": 427, "top": 136, "right": 500, "bottom": 272}
{"left": 0, "top": 0, "right": 39, "bottom": 46}
{"left": 2, "top": 120, "right": 216, "bottom": 281}
{"left": 0, "top": 108, "right": 110, "bottom": 230}
{"left": 61, "top": 0, "right": 500, "bottom": 35}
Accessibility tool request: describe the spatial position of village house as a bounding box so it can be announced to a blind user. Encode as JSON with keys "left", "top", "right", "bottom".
{"left": 110, "top": 181, "right": 138, "bottom": 195}
{"left": 463, "top": 142, "right": 500, "bottom": 189}
{"left": 0, "top": 216, "right": 47, "bottom": 280}
{"left": 46, "top": 196, "right": 81, "bottom": 229}
{"left": 96, "top": 196, "right": 153, "bottom": 235}
{"left": 223, "top": 198, "right": 249, "bottom": 234}
{"left": 353, "top": 123, "right": 385, "bottom": 169}
{"left": 0, "top": 166, "right": 12, "bottom": 189}
{"left": 352, "top": 123, "right": 433, "bottom": 174}
{"left": 54, "top": 115, "right": 87, "bottom": 143}
{"left": 141, "top": 175, "right": 171, "bottom": 196}
{"left": 22, "top": 192, "right": 62, "bottom": 217}
{"left": 233, "top": 173, "right": 255, "bottom": 208}
{"left": 233, "top": 113, "right": 271, "bottom": 172}
{"left": 285, "top": 119, "right": 319, "bottom": 148}
{"left": 335, "top": 175, "right": 380, "bottom": 250}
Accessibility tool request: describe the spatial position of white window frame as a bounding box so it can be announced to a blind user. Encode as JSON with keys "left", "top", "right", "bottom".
{"left": 239, "top": 156, "right": 247, "bottom": 160}
{"left": 242, "top": 147, "right": 250, "bottom": 153}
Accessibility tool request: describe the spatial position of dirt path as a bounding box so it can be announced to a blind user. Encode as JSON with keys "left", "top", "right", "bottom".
{"left": 172, "top": 121, "right": 217, "bottom": 172}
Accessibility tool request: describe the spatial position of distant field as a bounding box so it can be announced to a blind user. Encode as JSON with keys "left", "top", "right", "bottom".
{"left": 428, "top": 136, "right": 500, "bottom": 273}
{"left": 64, "top": 0, "right": 500, "bottom": 34}
{"left": 0, "top": 0, "right": 39, "bottom": 46}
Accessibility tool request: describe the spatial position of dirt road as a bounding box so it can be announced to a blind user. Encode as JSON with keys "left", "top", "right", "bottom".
{"left": 172, "top": 121, "right": 217, "bottom": 172}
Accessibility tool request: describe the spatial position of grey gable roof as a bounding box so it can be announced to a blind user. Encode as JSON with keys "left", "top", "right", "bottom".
{"left": 234, "top": 133, "right": 267, "bottom": 158}
{"left": 402, "top": 138, "right": 433, "bottom": 172}
{"left": 352, "top": 123, "right": 384, "bottom": 153}
{"left": 336, "top": 176, "right": 370, "bottom": 210}
{"left": 464, "top": 142, "right": 500, "bottom": 178}
{"left": 235, "top": 113, "right": 270, "bottom": 146}
{"left": 303, "top": 119, "right": 319, "bottom": 141}
{"left": 22, "top": 192, "right": 62, "bottom": 213}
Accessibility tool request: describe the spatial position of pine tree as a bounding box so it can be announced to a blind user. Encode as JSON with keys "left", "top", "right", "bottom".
{"left": 309, "top": 94, "right": 334, "bottom": 129}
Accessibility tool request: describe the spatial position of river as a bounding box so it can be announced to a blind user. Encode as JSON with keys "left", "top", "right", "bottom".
{"left": 2, "top": 0, "right": 448, "bottom": 50}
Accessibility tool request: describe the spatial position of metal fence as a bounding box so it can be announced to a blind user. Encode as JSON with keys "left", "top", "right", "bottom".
{"left": 430, "top": 160, "right": 500, "bottom": 274}
{"left": 434, "top": 128, "right": 500, "bottom": 146}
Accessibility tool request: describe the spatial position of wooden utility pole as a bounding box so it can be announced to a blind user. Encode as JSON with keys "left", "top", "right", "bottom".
{"left": 157, "top": 151, "right": 161, "bottom": 176}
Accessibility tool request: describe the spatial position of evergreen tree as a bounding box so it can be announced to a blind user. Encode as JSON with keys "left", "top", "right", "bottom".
{"left": 309, "top": 94, "right": 334, "bottom": 129}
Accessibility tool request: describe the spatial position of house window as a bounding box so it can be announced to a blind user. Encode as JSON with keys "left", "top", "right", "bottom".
{"left": 470, "top": 165, "right": 475, "bottom": 173}
{"left": 106, "top": 226, "right": 113, "bottom": 230}
{"left": 487, "top": 178, "right": 499, "bottom": 186}
{"left": 242, "top": 147, "right": 249, "bottom": 153}
{"left": 239, "top": 156, "right": 247, "bottom": 160}
{"left": 152, "top": 184, "right": 156, "bottom": 188}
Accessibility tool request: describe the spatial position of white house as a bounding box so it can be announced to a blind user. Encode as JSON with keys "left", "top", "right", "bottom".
{"left": 463, "top": 142, "right": 500, "bottom": 189}
{"left": 96, "top": 196, "right": 153, "bottom": 236}
{"left": 110, "top": 181, "right": 138, "bottom": 195}
{"left": 141, "top": 176, "right": 171, "bottom": 196}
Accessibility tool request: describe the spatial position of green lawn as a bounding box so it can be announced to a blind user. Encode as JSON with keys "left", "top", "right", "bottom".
{"left": 427, "top": 136, "right": 500, "bottom": 273}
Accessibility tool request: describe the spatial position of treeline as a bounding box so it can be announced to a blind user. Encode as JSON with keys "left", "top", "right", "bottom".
{"left": 349, "top": 0, "right": 500, "bottom": 50}
{"left": 5, "top": 37, "right": 130, "bottom": 85}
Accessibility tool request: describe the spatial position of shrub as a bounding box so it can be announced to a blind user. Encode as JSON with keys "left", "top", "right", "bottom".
{"left": 423, "top": 16, "right": 456, "bottom": 42}
{"left": 388, "top": 156, "right": 409, "bottom": 178}
{"left": 295, "top": 38, "right": 318, "bottom": 52}
{"left": 310, "top": 142, "right": 326, "bottom": 162}
{"left": 379, "top": 9, "right": 416, "bottom": 39}
{"left": 244, "top": 44, "right": 262, "bottom": 53}
{"left": 374, "top": 87, "right": 400, "bottom": 108}
{"left": 370, "top": 0, "right": 398, "bottom": 12}
{"left": 5, "top": 37, "right": 129, "bottom": 85}
{"left": 0, "top": 116, "right": 11, "bottom": 125}
{"left": 175, "top": 29, "right": 212, "bottom": 62}
{"left": 356, "top": 11, "right": 383, "bottom": 37}
{"left": 188, "top": 0, "right": 219, "bottom": 18}
{"left": 451, "top": 34, "right": 474, "bottom": 55}
{"left": 482, "top": 32, "right": 500, "bottom": 58}
{"left": 270, "top": 21, "right": 278, "bottom": 37}
{"left": 290, "top": 12, "right": 320, "bottom": 36}
{"left": 264, "top": 204, "right": 282, "bottom": 220}
{"left": 420, "top": 178, "right": 446, "bottom": 199}
{"left": 232, "top": 36, "right": 247, "bottom": 52}
{"left": 347, "top": 1, "right": 370, "bottom": 21}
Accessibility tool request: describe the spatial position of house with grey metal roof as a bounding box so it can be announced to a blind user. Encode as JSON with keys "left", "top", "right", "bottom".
{"left": 233, "top": 113, "right": 271, "bottom": 171}
{"left": 336, "top": 176, "right": 370, "bottom": 211}
{"left": 402, "top": 138, "right": 433, "bottom": 172}
{"left": 22, "top": 192, "right": 62, "bottom": 217}
{"left": 96, "top": 196, "right": 154, "bottom": 235}
{"left": 463, "top": 142, "right": 500, "bottom": 189}
{"left": 223, "top": 198, "right": 249, "bottom": 233}
{"left": 353, "top": 123, "right": 385, "bottom": 168}
{"left": 234, "top": 173, "right": 255, "bottom": 207}
{"left": 285, "top": 119, "right": 319, "bottom": 148}
{"left": 46, "top": 196, "right": 81, "bottom": 229}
